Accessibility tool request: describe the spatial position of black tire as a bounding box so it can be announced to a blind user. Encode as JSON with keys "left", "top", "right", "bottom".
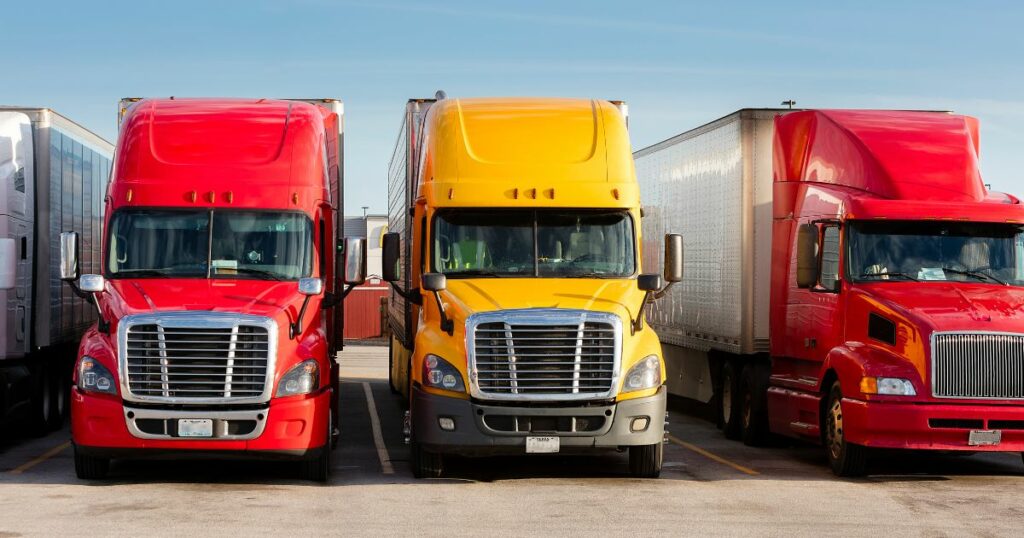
{"left": 719, "top": 361, "right": 742, "bottom": 440}
{"left": 27, "top": 367, "right": 52, "bottom": 437}
{"left": 46, "top": 365, "right": 69, "bottom": 431}
{"left": 388, "top": 336, "right": 399, "bottom": 395}
{"left": 301, "top": 410, "right": 332, "bottom": 482}
{"left": 74, "top": 447, "right": 109, "bottom": 480}
{"left": 740, "top": 365, "right": 769, "bottom": 447}
{"left": 824, "top": 381, "right": 869, "bottom": 477}
{"left": 411, "top": 441, "right": 443, "bottom": 479}
{"left": 628, "top": 443, "right": 663, "bottom": 478}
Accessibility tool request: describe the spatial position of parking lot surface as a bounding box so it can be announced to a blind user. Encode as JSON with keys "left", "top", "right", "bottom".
{"left": 1, "top": 344, "right": 1021, "bottom": 537}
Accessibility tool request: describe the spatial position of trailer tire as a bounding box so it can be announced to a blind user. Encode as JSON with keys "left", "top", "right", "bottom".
{"left": 74, "top": 447, "right": 109, "bottom": 480}
{"left": 27, "top": 367, "right": 53, "bottom": 437}
{"left": 824, "top": 381, "right": 868, "bottom": 477}
{"left": 740, "top": 365, "right": 769, "bottom": 447}
{"left": 411, "top": 442, "right": 443, "bottom": 478}
{"left": 388, "top": 336, "right": 399, "bottom": 395}
{"left": 47, "top": 366, "right": 69, "bottom": 431}
{"left": 629, "top": 443, "right": 663, "bottom": 478}
{"left": 719, "top": 361, "right": 742, "bottom": 440}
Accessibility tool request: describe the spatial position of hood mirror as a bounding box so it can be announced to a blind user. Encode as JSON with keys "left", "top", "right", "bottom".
{"left": 79, "top": 274, "right": 105, "bottom": 294}
{"left": 421, "top": 273, "right": 453, "bottom": 335}
{"left": 298, "top": 277, "right": 324, "bottom": 296}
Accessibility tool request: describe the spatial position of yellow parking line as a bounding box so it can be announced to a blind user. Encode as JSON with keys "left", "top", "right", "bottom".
{"left": 667, "top": 434, "right": 759, "bottom": 476}
{"left": 9, "top": 440, "right": 71, "bottom": 475}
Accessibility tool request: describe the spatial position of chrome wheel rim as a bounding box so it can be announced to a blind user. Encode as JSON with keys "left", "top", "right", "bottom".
{"left": 827, "top": 397, "right": 844, "bottom": 460}
{"left": 722, "top": 374, "right": 733, "bottom": 420}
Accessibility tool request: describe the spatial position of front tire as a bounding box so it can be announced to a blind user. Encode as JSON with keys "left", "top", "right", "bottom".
{"left": 74, "top": 448, "right": 109, "bottom": 480}
{"left": 388, "top": 336, "right": 399, "bottom": 395}
{"left": 824, "top": 381, "right": 868, "bottom": 477}
{"left": 629, "top": 443, "right": 663, "bottom": 478}
{"left": 28, "top": 367, "right": 52, "bottom": 437}
{"left": 300, "top": 410, "right": 332, "bottom": 482}
{"left": 740, "top": 365, "right": 769, "bottom": 447}
{"left": 719, "top": 361, "right": 742, "bottom": 440}
{"left": 46, "top": 366, "right": 69, "bottom": 431}
{"left": 411, "top": 441, "right": 443, "bottom": 478}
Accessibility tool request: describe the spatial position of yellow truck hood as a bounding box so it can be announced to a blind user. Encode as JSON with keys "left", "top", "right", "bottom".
{"left": 441, "top": 278, "right": 645, "bottom": 322}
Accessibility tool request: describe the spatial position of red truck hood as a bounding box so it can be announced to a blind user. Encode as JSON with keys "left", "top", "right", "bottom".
{"left": 864, "top": 283, "right": 1024, "bottom": 333}
{"left": 104, "top": 278, "right": 308, "bottom": 324}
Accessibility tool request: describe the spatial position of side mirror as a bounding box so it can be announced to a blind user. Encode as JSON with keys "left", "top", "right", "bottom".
{"left": 298, "top": 277, "right": 324, "bottom": 296}
{"left": 796, "top": 223, "right": 819, "bottom": 289}
{"left": 382, "top": 232, "right": 400, "bottom": 282}
{"left": 60, "top": 232, "right": 80, "bottom": 281}
{"left": 422, "top": 272, "right": 447, "bottom": 292}
{"left": 638, "top": 274, "right": 663, "bottom": 291}
{"left": 343, "top": 237, "right": 367, "bottom": 285}
{"left": 79, "top": 274, "right": 105, "bottom": 293}
{"left": 0, "top": 238, "right": 16, "bottom": 290}
{"left": 664, "top": 233, "right": 683, "bottom": 283}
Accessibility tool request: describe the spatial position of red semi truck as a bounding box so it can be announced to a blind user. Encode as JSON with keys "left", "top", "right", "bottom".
{"left": 637, "top": 109, "right": 1024, "bottom": 475}
{"left": 63, "top": 98, "right": 365, "bottom": 481}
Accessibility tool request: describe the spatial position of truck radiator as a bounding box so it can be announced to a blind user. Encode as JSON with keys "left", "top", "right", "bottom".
{"left": 932, "top": 332, "right": 1024, "bottom": 400}
{"left": 124, "top": 322, "right": 271, "bottom": 402}
{"left": 468, "top": 310, "right": 621, "bottom": 400}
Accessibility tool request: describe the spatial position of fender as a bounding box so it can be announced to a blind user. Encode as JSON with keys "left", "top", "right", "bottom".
{"left": 821, "top": 343, "right": 925, "bottom": 400}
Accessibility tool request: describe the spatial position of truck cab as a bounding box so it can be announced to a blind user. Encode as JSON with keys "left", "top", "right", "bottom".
{"left": 64, "top": 98, "right": 364, "bottom": 481}
{"left": 384, "top": 95, "right": 681, "bottom": 478}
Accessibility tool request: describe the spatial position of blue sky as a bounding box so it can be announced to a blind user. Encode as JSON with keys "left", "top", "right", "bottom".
{"left": 3, "top": 1, "right": 1022, "bottom": 214}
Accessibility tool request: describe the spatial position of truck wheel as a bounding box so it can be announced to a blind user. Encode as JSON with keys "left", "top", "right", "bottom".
{"left": 74, "top": 447, "right": 109, "bottom": 480}
{"left": 28, "top": 367, "right": 53, "bottom": 437}
{"left": 411, "top": 441, "right": 443, "bottom": 478}
{"left": 46, "top": 366, "right": 69, "bottom": 431}
{"left": 628, "top": 443, "right": 663, "bottom": 478}
{"left": 719, "top": 361, "right": 742, "bottom": 440}
{"left": 301, "top": 414, "right": 332, "bottom": 482}
{"left": 740, "top": 365, "right": 769, "bottom": 447}
{"left": 824, "top": 381, "right": 868, "bottom": 477}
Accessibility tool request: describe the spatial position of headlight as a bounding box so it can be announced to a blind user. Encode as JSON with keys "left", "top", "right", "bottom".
{"left": 860, "top": 376, "right": 917, "bottom": 396}
{"left": 422, "top": 354, "right": 465, "bottom": 392}
{"left": 623, "top": 355, "right": 662, "bottom": 393}
{"left": 77, "top": 356, "right": 117, "bottom": 395}
{"left": 276, "top": 359, "right": 320, "bottom": 397}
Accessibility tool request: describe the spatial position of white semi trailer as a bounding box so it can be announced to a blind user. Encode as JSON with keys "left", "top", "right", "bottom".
{"left": 0, "top": 108, "right": 113, "bottom": 434}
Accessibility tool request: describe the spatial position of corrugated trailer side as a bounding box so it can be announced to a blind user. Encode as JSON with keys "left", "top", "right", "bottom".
{"left": 635, "top": 109, "right": 781, "bottom": 402}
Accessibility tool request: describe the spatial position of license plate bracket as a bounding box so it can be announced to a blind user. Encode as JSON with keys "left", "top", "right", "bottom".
{"left": 526, "top": 436, "right": 560, "bottom": 454}
{"left": 178, "top": 418, "right": 214, "bottom": 438}
{"left": 968, "top": 429, "right": 1001, "bottom": 446}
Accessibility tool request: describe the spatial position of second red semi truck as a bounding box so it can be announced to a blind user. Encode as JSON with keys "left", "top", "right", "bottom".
{"left": 64, "top": 98, "right": 365, "bottom": 481}
{"left": 637, "top": 108, "right": 1024, "bottom": 475}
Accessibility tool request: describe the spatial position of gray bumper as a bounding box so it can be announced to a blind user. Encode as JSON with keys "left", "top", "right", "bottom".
{"left": 412, "top": 386, "right": 667, "bottom": 456}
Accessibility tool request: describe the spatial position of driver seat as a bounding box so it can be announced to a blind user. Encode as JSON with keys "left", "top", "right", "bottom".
{"left": 959, "top": 240, "right": 991, "bottom": 271}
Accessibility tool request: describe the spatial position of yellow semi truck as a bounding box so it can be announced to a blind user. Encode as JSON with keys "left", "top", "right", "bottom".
{"left": 383, "top": 93, "right": 682, "bottom": 478}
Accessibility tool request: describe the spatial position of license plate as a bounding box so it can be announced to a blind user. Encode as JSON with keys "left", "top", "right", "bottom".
{"left": 178, "top": 419, "right": 214, "bottom": 438}
{"left": 968, "top": 429, "right": 1001, "bottom": 446}
{"left": 526, "top": 436, "right": 560, "bottom": 454}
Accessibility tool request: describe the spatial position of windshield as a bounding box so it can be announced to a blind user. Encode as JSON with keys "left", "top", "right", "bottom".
{"left": 433, "top": 210, "right": 636, "bottom": 278}
{"left": 107, "top": 209, "right": 313, "bottom": 280}
{"left": 848, "top": 220, "right": 1024, "bottom": 285}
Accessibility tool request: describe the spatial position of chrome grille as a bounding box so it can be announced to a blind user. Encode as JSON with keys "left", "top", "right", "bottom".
{"left": 932, "top": 332, "right": 1024, "bottom": 400}
{"left": 119, "top": 313, "right": 276, "bottom": 404}
{"left": 468, "top": 310, "right": 621, "bottom": 400}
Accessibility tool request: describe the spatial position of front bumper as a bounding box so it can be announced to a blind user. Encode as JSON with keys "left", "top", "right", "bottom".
{"left": 843, "top": 398, "right": 1024, "bottom": 451}
{"left": 412, "top": 385, "right": 667, "bottom": 456}
{"left": 71, "top": 388, "right": 330, "bottom": 459}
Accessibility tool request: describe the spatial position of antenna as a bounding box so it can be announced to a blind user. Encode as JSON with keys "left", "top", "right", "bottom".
{"left": 781, "top": 100, "right": 796, "bottom": 110}
{"left": 362, "top": 206, "right": 369, "bottom": 218}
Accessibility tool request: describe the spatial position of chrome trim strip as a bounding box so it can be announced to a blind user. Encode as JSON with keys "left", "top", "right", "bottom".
{"left": 117, "top": 312, "right": 278, "bottom": 405}
{"left": 466, "top": 308, "right": 622, "bottom": 402}
{"left": 930, "top": 330, "right": 1024, "bottom": 400}
{"left": 123, "top": 406, "right": 269, "bottom": 441}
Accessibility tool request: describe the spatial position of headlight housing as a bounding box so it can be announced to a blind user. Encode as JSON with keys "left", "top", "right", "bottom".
{"left": 860, "top": 376, "right": 917, "bottom": 396}
{"left": 77, "top": 356, "right": 117, "bottom": 395}
{"left": 422, "top": 354, "right": 465, "bottom": 392}
{"left": 623, "top": 355, "right": 662, "bottom": 393}
{"left": 276, "top": 359, "right": 320, "bottom": 397}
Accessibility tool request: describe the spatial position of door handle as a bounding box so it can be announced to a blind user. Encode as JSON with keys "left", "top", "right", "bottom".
{"left": 804, "top": 337, "right": 817, "bottom": 349}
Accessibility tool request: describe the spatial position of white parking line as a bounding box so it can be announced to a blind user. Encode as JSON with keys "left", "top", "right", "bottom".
{"left": 362, "top": 382, "right": 395, "bottom": 474}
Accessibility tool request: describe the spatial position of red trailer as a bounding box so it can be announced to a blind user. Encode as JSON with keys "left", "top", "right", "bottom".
{"left": 637, "top": 109, "right": 1024, "bottom": 476}
{"left": 63, "top": 98, "right": 365, "bottom": 481}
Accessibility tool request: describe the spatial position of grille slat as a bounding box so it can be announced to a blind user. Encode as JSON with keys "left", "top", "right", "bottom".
{"left": 472, "top": 316, "right": 617, "bottom": 397}
{"left": 933, "top": 333, "right": 1024, "bottom": 399}
{"left": 124, "top": 322, "right": 271, "bottom": 401}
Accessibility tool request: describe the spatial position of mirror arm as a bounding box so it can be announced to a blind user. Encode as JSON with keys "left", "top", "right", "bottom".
{"left": 67, "top": 280, "right": 91, "bottom": 300}
{"left": 92, "top": 292, "right": 110, "bottom": 334}
{"left": 631, "top": 291, "right": 654, "bottom": 335}
{"left": 290, "top": 295, "right": 314, "bottom": 340}
{"left": 653, "top": 281, "right": 676, "bottom": 300}
{"left": 388, "top": 281, "right": 422, "bottom": 305}
{"left": 431, "top": 290, "right": 454, "bottom": 336}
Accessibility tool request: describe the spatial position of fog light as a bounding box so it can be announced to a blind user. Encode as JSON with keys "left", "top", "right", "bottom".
{"left": 438, "top": 417, "right": 456, "bottom": 431}
{"left": 630, "top": 416, "right": 650, "bottom": 433}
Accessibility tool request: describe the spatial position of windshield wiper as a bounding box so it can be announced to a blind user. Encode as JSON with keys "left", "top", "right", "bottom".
{"left": 858, "top": 271, "right": 919, "bottom": 282}
{"left": 113, "top": 269, "right": 172, "bottom": 277}
{"left": 226, "top": 267, "right": 284, "bottom": 281}
{"left": 445, "top": 269, "right": 505, "bottom": 278}
{"left": 941, "top": 267, "right": 1007, "bottom": 286}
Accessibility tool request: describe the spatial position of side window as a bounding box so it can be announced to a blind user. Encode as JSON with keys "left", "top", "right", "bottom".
{"left": 318, "top": 218, "right": 326, "bottom": 278}
{"left": 419, "top": 216, "right": 427, "bottom": 271}
{"left": 819, "top": 225, "right": 841, "bottom": 291}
